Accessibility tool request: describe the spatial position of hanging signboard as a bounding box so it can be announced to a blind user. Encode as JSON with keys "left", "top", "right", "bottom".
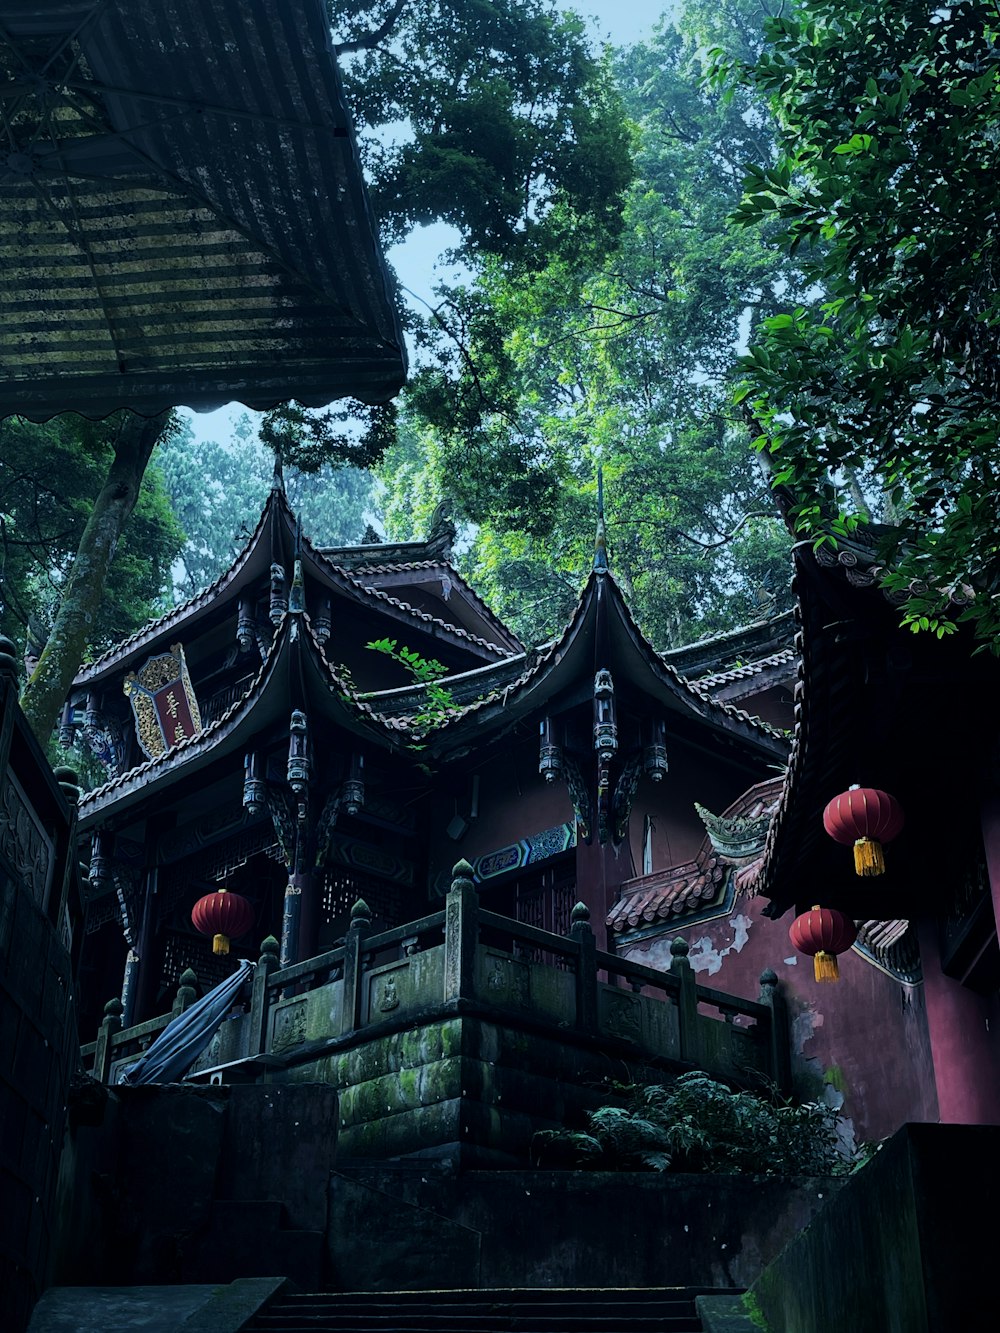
{"left": 124, "top": 644, "right": 202, "bottom": 759}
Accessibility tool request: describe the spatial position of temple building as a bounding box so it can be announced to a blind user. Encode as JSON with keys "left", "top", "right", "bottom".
{"left": 67, "top": 473, "right": 947, "bottom": 1148}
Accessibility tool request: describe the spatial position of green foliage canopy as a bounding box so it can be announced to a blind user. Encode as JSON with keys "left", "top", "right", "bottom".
{"left": 723, "top": 1, "right": 1000, "bottom": 647}
{"left": 331, "top": 0, "right": 633, "bottom": 266}
{"left": 0, "top": 413, "right": 182, "bottom": 656}
{"left": 385, "top": 0, "right": 801, "bottom": 649}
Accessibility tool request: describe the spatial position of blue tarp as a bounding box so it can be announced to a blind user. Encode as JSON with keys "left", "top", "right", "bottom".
{"left": 118, "top": 958, "right": 255, "bottom": 1085}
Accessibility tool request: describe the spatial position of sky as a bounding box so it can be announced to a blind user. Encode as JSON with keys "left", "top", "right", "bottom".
{"left": 181, "top": 0, "right": 674, "bottom": 447}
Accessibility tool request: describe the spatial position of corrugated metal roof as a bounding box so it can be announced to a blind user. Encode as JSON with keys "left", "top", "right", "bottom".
{"left": 0, "top": 0, "right": 406, "bottom": 419}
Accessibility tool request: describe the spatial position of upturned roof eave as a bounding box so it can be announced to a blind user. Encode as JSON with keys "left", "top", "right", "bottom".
{"left": 413, "top": 571, "right": 789, "bottom": 763}
{"left": 74, "top": 488, "right": 514, "bottom": 693}
{"left": 78, "top": 608, "right": 399, "bottom": 828}
{"left": 72, "top": 485, "right": 288, "bottom": 690}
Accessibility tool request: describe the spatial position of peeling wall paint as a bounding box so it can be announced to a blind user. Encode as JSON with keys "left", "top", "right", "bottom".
{"left": 620, "top": 897, "right": 939, "bottom": 1139}
{"left": 623, "top": 913, "right": 753, "bottom": 977}
{"left": 688, "top": 914, "right": 753, "bottom": 976}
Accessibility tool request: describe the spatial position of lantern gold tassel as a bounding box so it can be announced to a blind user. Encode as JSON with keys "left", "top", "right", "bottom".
{"left": 853, "top": 836, "right": 885, "bottom": 876}
{"left": 814, "top": 951, "right": 840, "bottom": 983}
{"left": 212, "top": 933, "right": 230, "bottom": 956}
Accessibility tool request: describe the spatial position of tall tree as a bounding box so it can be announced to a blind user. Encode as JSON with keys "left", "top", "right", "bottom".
{"left": 330, "top": 0, "right": 632, "bottom": 266}
{"left": 385, "top": 0, "right": 801, "bottom": 649}
{"left": 10, "top": 412, "right": 184, "bottom": 740}
{"left": 723, "top": 1, "right": 1000, "bottom": 647}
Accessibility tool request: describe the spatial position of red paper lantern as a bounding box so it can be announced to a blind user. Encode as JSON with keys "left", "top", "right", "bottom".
{"left": 192, "top": 887, "right": 255, "bottom": 955}
{"left": 789, "top": 905, "right": 858, "bottom": 982}
{"left": 823, "top": 785, "right": 904, "bottom": 876}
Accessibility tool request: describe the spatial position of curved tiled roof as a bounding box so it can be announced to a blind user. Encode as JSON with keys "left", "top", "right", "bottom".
{"left": 695, "top": 647, "right": 796, "bottom": 692}
{"left": 387, "top": 570, "right": 789, "bottom": 755}
{"left": 74, "top": 490, "right": 514, "bottom": 689}
{"left": 607, "top": 776, "right": 784, "bottom": 936}
{"left": 607, "top": 857, "right": 730, "bottom": 935}
{"left": 0, "top": 0, "right": 405, "bottom": 421}
{"left": 303, "top": 530, "right": 514, "bottom": 660}
{"left": 350, "top": 559, "right": 524, "bottom": 652}
{"left": 78, "top": 609, "right": 396, "bottom": 822}
{"left": 74, "top": 496, "right": 276, "bottom": 685}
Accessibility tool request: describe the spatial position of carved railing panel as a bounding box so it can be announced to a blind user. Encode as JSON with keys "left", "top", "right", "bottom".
{"left": 84, "top": 890, "right": 789, "bottom": 1095}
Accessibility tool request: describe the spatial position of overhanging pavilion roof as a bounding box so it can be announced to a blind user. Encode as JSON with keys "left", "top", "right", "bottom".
{"left": 0, "top": 0, "right": 406, "bottom": 420}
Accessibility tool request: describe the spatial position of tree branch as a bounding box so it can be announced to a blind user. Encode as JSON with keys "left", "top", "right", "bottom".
{"left": 333, "top": 0, "right": 408, "bottom": 55}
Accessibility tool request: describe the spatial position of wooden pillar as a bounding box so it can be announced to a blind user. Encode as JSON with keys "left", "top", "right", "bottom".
{"left": 279, "top": 876, "right": 301, "bottom": 967}
{"left": 574, "top": 837, "right": 624, "bottom": 951}
{"left": 759, "top": 968, "right": 792, "bottom": 1097}
{"left": 917, "top": 918, "right": 1000, "bottom": 1125}
{"left": 249, "top": 935, "right": 280, "bottom": 1057}
{"left": 295, "top": 869, "right": 319, "bottom": 963}
{"left": 340, "top": 899, "right": 371, "bottom": 1036}
{"left": 93, "top": 997, "right": 122, "bottom": 1085}
{"left": 127, "top": 868, "right": 158, "bottom": 1026}
{"left": 671, "top": 937, "right": 700, "bottom": 1065}
{"left": 570, "top": 901, "right": 598, "bottom": 1033}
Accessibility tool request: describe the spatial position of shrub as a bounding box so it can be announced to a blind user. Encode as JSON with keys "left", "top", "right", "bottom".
{"left": 532, "top": 1072, "right": 859, "bottom": 1175}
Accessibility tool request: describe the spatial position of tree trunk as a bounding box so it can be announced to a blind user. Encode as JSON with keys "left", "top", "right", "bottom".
{"left": 20, "top": 412, "right": 169, "bottom": 743}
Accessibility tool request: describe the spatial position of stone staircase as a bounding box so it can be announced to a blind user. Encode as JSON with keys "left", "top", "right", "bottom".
{"left": 244, "top": 1287, "right": 742, "bottom": 1333}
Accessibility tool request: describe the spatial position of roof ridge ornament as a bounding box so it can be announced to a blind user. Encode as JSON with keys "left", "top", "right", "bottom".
{"left": 593, "top": 466, "right": 609, "bottom": 573}
{"left": 271, "top": 450, "right": 285, "bottom": 494}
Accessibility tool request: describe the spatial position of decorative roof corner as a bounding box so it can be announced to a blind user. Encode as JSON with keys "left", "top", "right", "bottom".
{"left": 593, "top": 466, "right": 609, "bottom": 574}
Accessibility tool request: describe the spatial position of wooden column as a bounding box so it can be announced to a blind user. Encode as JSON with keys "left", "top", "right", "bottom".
{"left": 917, "top": 918, "right": 1000, "bottom": 1125}
{"left": 979, "top": 792, "right": 1000, "bottom": 942}
{"left": 574, "top": 837, "right": 624, "bottom": 951}
{"left": 340, "top": 899, "right": 371, "bottom": 1036}
{"left": 93, "top": 997, "right": 123, "bottom": 1085}
{"left": 279, "top": 876, "right": 302, "bottom": 967}
{"left": 570, "top": 901, "right": 598, "bottom": 1033}
{"left": 249, "top": 935, "right": 280, "bottom": 1057}
{"left": 670, "top": 937, "right": 700, "bottom": 1065}
{"left": 295, "top": 869, "right": 320, "bottom": 964}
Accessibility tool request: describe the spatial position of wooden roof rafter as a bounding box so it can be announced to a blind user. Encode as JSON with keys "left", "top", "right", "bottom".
{"left": 0, "top": 0, "right": 406, "bottom": 420}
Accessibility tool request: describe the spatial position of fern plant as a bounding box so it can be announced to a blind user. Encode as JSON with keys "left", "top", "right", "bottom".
{"left": 532, "top": 1072, "right": 861, "bottom": 1176}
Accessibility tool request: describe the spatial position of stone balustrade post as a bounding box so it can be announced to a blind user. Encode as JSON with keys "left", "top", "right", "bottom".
{"left": 94, "top": 997, "right": 122, "bottom": 1084}
{"left": 171, "top": 967, "right": 198, "bottom": 1018}
{"left": 443, "top": 860, "right": 478, "bottom": 1004}
{"left": 759, "top": 968, "right": 792, "bottom": 1095}
{"left": 569, "top": 901, "right": 598, "bottom": 1033}
{"left": 340, "top": 898, "right": 371, "bottom": 1036}
{"left": 670, "top": 937, "right": 700, "bottom": 1065}
{"left": 249, "top": 935, "right": 281, "bottom": 1056}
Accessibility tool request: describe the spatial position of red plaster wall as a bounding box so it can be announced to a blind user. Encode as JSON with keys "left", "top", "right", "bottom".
{"left": 917, "top": 918, "right": 1000, "bottom": 1126}
{"left": 426, "top": 739, "right": 575, "bottom": 890}
{"left": 620, "top": 899, "right": 939, "bottom": 1144}
{"left": 624, "top": 745, "right": 769, "bottom": 875}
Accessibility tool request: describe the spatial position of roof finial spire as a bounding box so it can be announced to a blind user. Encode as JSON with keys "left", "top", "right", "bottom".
{"left": 593, "top": 465, "right": 609, "bottom": 573}
{"left": 271, "top": 448, "right": 284, "bottom": 494}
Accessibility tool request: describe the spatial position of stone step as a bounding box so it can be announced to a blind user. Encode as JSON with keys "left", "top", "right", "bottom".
{"left": 252, "top": 1308, "right": 702, "bottom": 1324}
{"left": 246, "top": 1287, "right": 741, "bottom": 1333}
{"left": 275, "top": 1288, "right": 733, "bottom": 1304}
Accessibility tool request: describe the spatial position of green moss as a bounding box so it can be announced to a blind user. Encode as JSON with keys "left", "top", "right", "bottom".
{"left": 823, "top": 1065, "right": 848, "bottom": 1093}
{"left": 742, "top": 1291, "right": 773, "bottom": 1331}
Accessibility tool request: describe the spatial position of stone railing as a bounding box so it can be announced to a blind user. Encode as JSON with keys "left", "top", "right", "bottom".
{"left": 81, "top": 860, "right": 790, "bottom": 1094}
